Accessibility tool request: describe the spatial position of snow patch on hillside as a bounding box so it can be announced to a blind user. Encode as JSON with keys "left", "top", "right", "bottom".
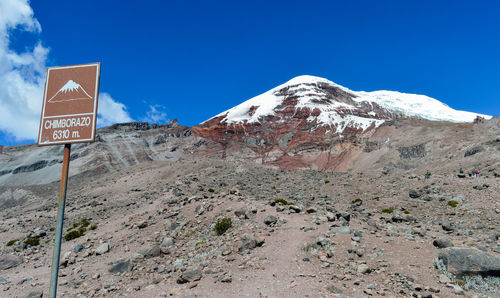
{"left": 353, "top": 90, "right": 490, "bottom": 123}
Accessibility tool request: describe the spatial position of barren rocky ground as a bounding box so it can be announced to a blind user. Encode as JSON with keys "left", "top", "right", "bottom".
{"left": 1, "top": 157, "right": 499, "bottom": 297}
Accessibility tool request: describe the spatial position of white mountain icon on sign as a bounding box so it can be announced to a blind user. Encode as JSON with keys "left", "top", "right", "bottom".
{"left": 48, "top": 80, "right": 93, "bottom": 103}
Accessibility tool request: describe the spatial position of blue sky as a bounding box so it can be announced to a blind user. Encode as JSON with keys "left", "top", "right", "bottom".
{"left": 1, "top": 0, "right": 499, "bottom": 146}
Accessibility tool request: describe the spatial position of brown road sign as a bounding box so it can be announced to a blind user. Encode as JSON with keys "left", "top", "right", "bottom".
{"left": 38, "top": 63, "right": 100, "bottom": 145}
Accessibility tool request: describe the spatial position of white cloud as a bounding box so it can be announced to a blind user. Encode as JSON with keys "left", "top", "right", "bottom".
{"left": 0, "top": 0, "right": 47, "bottom": 142}
{"left": 141, "top": 104, "right": 168, "bottom": 124}
{"left": 0, "top": 0, "right": 40, "bottom": 35}
{"left": 0, "top": 0, "right": 134, "bottom": 143}
{"left": 97, "top": 93, "right": 134, "bottom": 127}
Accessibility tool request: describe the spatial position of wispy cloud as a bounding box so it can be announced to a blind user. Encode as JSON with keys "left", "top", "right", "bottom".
{"left": 141, "top": 104, "right": 169, "bottom": 124}
{"left": 0, "top": 0, "right": 47, "bottom": 142}
{"left": 97, "top": 92, "right": 133, "bottom": 127}
{"left": 0, "top": 0, "right": 134, "bottom": 143}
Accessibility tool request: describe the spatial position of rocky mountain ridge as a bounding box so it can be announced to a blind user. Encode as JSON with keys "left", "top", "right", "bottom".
{"left": 1, "top": 114, "right": 499, "bottom": 188}
{"left": 0, "top": 120, "right": 195, "bottom": 187}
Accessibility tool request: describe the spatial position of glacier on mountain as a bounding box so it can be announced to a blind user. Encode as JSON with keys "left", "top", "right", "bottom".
{"left": 209, "top": 75, "right": 491, "bottom": 133}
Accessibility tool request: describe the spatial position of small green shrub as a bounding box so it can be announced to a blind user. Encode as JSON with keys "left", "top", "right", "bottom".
{"left": 403, "top": 210, "right": 410, "bottom": 214}
{"left": 6, "top": 239, "right": 19, "bottom": 246}
{"left": 78, "top": 226, "right": 87, "bottom": 234}
{"left": 195, "top": 241, "right": 206, "bottom": 246}
{"left": 381, "top": 208, "right": 394, "bottom": 214}
{"left": 447, "top": 200, "right": 459, "bottom": 208}
{"left": 214, "top": 218, "right": 232, "bottom": 236}
{"left": 208, "top": 188, "right": 215, "bottom": 193}
{"left": 24, "top": 237, "right": 40, "bottom": 246}
{"left": 324, "top": 180, "right": 330, "bottom": 184}
{"left": 49, "top": 227, "right": 55, "bottom": 232}
{"left": 89, "top": 224, "right": 98, "bottom": 230}
{"left": 64, "top": 230, "right": 83, "bottom": 241}
{"left": 274, "top": 198, "right": 294, "bottom": 205}
{"left": 80, "top": 218, "right": 90, "bottom": 228}
{"left": 351, "top": 198, "right": 363, "bottom": 204}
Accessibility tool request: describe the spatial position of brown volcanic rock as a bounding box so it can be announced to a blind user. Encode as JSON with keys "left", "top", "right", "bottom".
{"left": 191, "top": 76, "right": 498, "bottom": 172}
{"left": 193, "top": 76, "right": 494, "bottom": 171}
{"left": 192, "top": 78, "right": 391, "bottom": 170}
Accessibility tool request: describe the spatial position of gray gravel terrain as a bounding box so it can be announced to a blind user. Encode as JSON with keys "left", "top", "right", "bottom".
{"left": 0, "top": 158, "right": 499, "bottom": 297}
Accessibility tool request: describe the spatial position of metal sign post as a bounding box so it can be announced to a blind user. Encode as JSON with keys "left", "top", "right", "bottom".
{"left": 38, "top": 63, "right": 100, "bottom": 298}
{"left": 49, "top": 143, "right": 71, "bottom": 298}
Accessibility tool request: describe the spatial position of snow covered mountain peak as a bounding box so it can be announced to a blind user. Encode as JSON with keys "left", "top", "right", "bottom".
{"left": 209, "top": 75, "right": 491, "bottom": 130}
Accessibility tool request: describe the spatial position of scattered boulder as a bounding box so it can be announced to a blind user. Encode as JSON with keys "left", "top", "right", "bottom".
{"left": 95, "top": 243, "right": 110, "bottom": 255}
{"left": 306, "top": 207, "right": 317, "bottom": 213}
{"left": 109, "top": 259, "right": 131, "bottom": 274}
{"left": 473, "top": 184, "right": 489, "bottom": 190}
{"left": 336, "top": 212, "right": 350, "bottom": 222}
{"left": 440, "top": 221, "right": 454, "bottom": 232}
{"left": 464, "top": 146, "right": 484, "bottom": 157}
{"left": 437, "top": 247, "right": 500, "bottom": 276}
{"left": 137, "top": 221, "right": 148, "bottom": 229}
{"left": 234, "top": 209, "right": 249, "bottom": 219}
{"left": 391, "top": 215, "right": 404, "bottom": 223}
{"left": 195, "top": 204, "right": 205, "bottom": 216}
{"left": 433, "top": 238, "right": 454, "bottom": 249}
{"left": 29, "top": 228, "right": 47, "bottom": 238}
{"left": 177, "top": 268, "right": 202, "bottom": 284}
{"left": 164, "top": 220, "right": 179, "bottom": 231}
{"left": 331, "top": 226, "right": 350, "bottom": 235}
{"left": 325, "top": 212, "right": 336, "bottom": 222}
{"left": 263, "top": 215, "right": 277, "bottom": 226}
{"left": 0, "top": 254, "right": 23, "bottom": 271}
{"left": 409, "top": 185, "right": 440, "bottom": 199}
{"left": 357, "top": 263, "right": 370, "bottom": 274}
{"left": 73, "top": 244, "right": 84, "bottom": 253}
{"left": 139, "top": 245, "right": 161, "bottom": 258}
{"left": 160, "top": 237, "right": 174, "bottom": 248}
{"left": 102, "top": 277, "right": 121, "bottom": 289}
{"left": 238, "top": 235, "right": 264, "bottom": 254}
{"left": 26, "top": 291, "right": 43, "bottom": 298}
